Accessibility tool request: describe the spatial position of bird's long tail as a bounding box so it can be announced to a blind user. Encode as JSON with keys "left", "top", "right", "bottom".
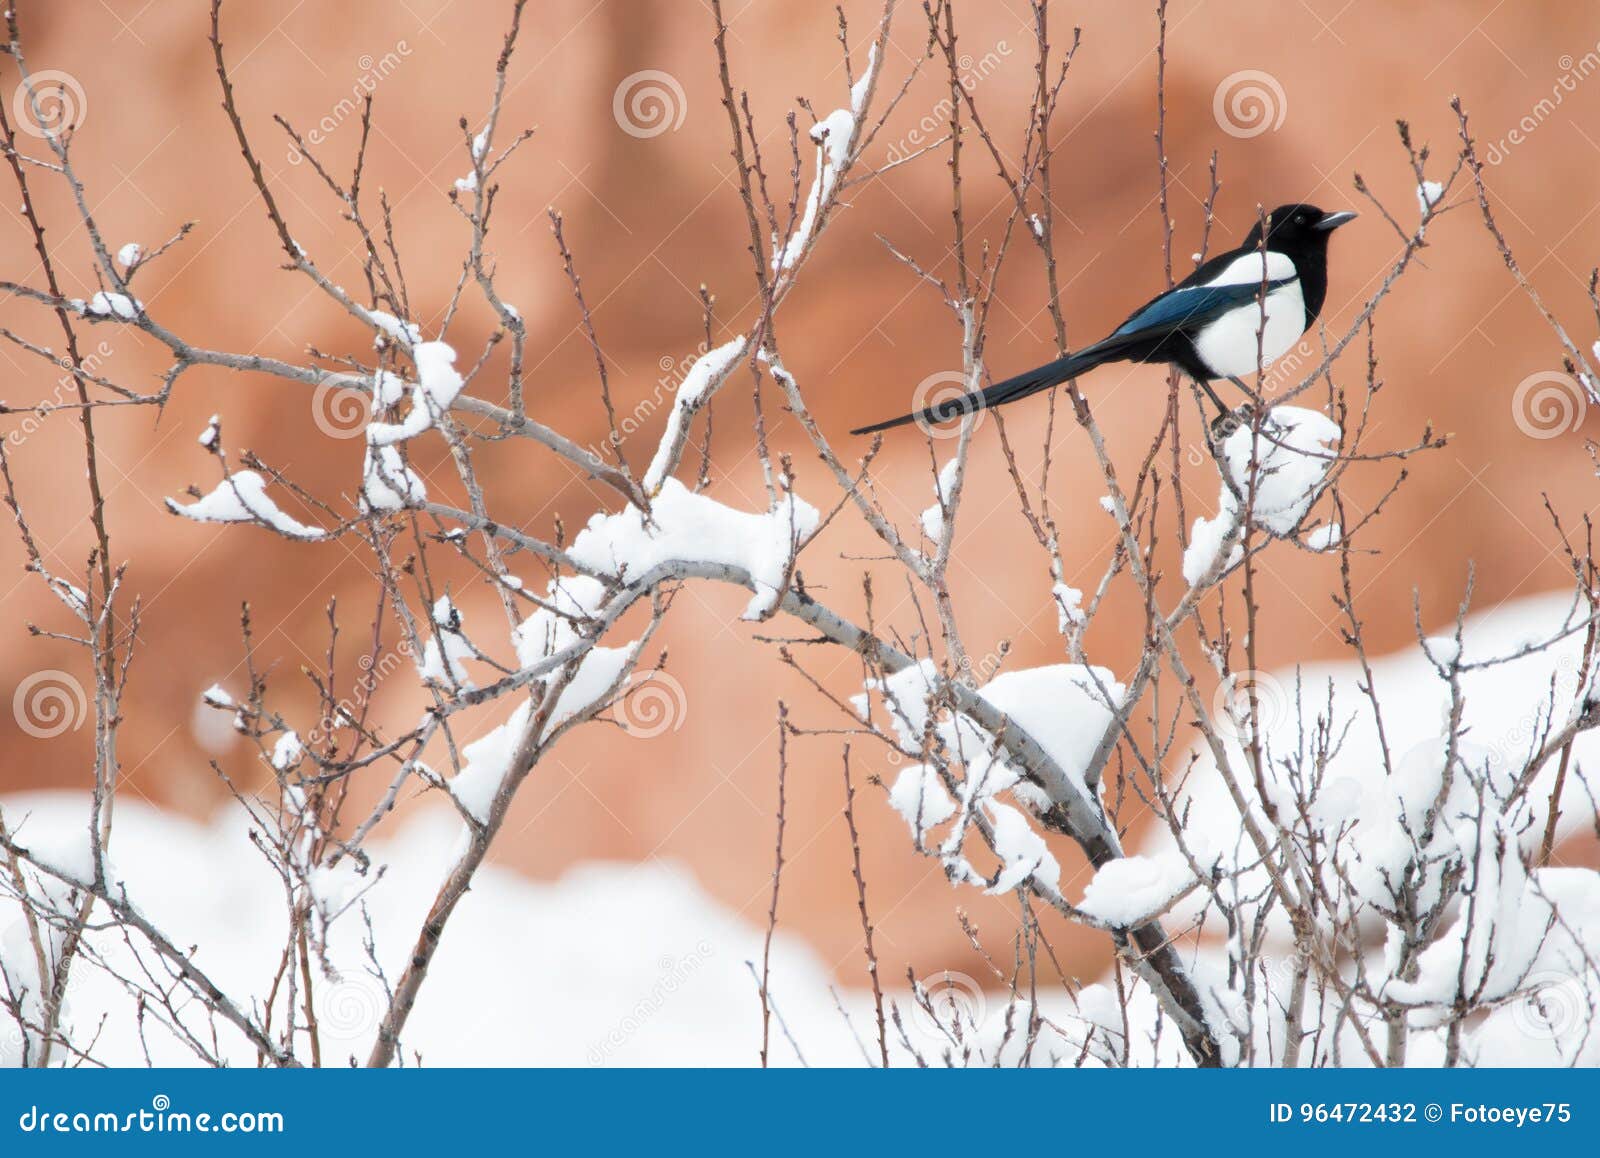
{"left": 850, "top": 340, "right": 1123, "bottom": 435}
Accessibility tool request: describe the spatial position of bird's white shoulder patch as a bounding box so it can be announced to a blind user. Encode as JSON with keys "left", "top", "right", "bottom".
{"left": 1202, "top": 250, "right": 1297, "bottom": 288}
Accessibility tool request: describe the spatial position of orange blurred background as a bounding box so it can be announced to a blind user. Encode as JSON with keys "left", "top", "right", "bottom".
{"left": 3, "top": 0, "right": 1598, "bottom": 987}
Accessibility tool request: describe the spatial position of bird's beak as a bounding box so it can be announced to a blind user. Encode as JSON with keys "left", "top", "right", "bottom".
{"left": 1313, "top": 210, "right": 1358, "bottom": 232}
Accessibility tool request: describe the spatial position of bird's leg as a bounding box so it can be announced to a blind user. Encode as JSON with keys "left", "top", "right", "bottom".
{"left": 1192, "top": 375, "right": 1229, "bottom": 416}
{"left": 1226, "top": 374, "right": 1264, "bottom": 407}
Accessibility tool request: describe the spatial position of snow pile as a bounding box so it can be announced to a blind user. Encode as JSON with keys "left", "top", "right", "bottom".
{"left": 0, "top": 821, "right": 101, "bottom": 1067}
{"left": 1141, "top": 590, "right": 1600, "bottom": 1064}
{"left": 116, "top": 242, "right": 143, "bottom": 269}
{"left": 565, "top": 477, "right": 817, "bottom": 620}
{"left": 1158, "top": 591, "right": 1596, "bottom": 924}
{"left": 165, "top": 471, "right": 325, "bottom": 539}
{"left": 0, "top": 794, "right": 880, "bottom": 1067}
{"left": 1184, "top": 406, "right": 1339, "bottom": 585}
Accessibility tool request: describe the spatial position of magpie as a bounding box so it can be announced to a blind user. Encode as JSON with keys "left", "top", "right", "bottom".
{"left": 852, "top": 203, "right": 1356, "bottom": 434}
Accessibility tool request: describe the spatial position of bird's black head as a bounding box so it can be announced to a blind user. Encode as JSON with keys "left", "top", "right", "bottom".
{"left": 1245, "top": 204, "right": 1357, "bottom": 252}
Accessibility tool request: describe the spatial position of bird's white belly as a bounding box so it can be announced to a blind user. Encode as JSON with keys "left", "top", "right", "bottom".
{"left": 1194, "top": 280, "right": 1306, "bottom": 379}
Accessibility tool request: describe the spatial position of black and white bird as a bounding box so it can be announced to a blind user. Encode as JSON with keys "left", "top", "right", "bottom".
{"left": 852, "top": 203, "right": 1356, "bottom": 434}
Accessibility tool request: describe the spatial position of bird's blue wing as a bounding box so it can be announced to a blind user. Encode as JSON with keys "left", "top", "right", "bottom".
{"left": 1111, "top": 277, "right": 1295, "bottom": 340}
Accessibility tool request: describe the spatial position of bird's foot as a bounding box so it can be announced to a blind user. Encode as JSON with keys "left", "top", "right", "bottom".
{"left": 1208, "top": 405, "right": 1254, "bottom": 445}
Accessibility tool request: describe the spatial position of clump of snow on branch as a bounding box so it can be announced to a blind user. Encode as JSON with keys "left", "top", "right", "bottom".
{"left": 772, "top": 43, "right": 877, "bottom": 273}
{"left": 860, "top": 659, "right": 1125, "bottom": 894}
{"left": 1079, "top": 851, "right": 1201, "bottom": 928}
{"left": 450, "top": 645, "right": 637, "bottom": 827}
{"left": 1183, "top": 406, "right": 1340, "bottom": 585}
{"left": 1052, "top": 583, "right": 1085, "bottom": 634}
{"left": 1303, "top": 522, "right": 1341, "bottom": 551}
{"left": 269, "top": 730, "right": 303, "bottom": 772}
{"left": 887, "top": 764, "right": 956, "bottom": 840}
{"left": 564, "top": 477, "right": 818, "bottom": 620}
{"left": 368, "top": 309, "right": 420, "bottom": 348}
{"left": 165, "top": 471, "right": 325, "bottom": 540}
{"left": 920, "top": 458, "right": 960, "bottom": 541}
{"left": 418, "top": 596, "right": 475, "bottom": 689}
{"left": 641, "top": 337, "right": 746, "bottom": 492}
{"left": 361, "top": 445, "right": 426, "bottom": 511}
{"left": 366, "top": 340, "right": 464, "bottom": 446}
